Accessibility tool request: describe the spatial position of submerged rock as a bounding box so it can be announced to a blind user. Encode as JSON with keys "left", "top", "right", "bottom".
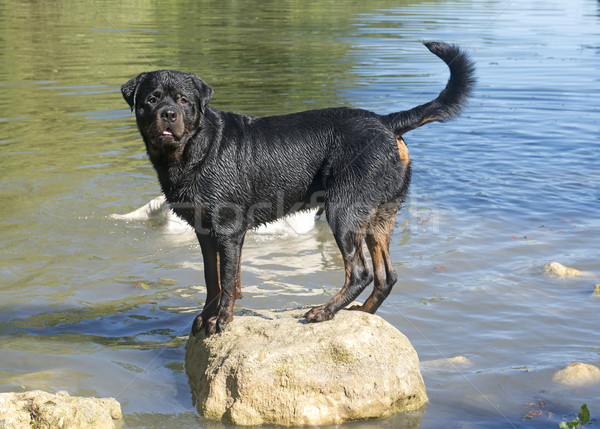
{"left": 185, "top": 307, "right": 427, "bottom": 426}
{"left": 552, "top": 362, "right": 600, "bottom": 386}
{"left": 421, "top": 356, "right": 472, "bottom": 369}
{"left": 544, "top": 262, "right": 583, "bottom": 278}
{"left": 544, "top": 262, "right": 586, "bottom": 278}
{"left": 0, "top": 390, "right": 121, "bottom": 429}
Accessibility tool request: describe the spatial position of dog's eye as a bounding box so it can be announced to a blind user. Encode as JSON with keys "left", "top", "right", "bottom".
{"left": 147, "top": 95, "right": 157, "bottom": 104}
{"left": 178, "top": 95, "right": 189, "bottom": 105}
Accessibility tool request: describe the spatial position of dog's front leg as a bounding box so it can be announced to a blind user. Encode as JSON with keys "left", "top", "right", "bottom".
{"left": 205, "top": 233, "right": 245, "bottom": 335}
{"left": 192, "top": 233, "right": 221, "bottom": 336}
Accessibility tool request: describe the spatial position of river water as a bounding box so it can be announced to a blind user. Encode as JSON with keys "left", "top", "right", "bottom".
{"left": 1, "top": 0, "right": 599, "bottom": 427}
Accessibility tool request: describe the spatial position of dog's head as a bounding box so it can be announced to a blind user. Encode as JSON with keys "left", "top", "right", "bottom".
{"left": 121, "top": 70, "right": 213, "bottom": 153}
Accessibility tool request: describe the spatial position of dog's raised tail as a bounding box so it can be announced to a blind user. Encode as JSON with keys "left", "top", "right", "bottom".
{"left": 382, "top": 41, "right": 475, "bottom": 136}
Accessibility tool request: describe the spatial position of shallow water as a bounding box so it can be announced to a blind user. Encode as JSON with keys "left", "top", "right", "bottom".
{"left": 1, "top": 0, "right": 599, "bottom": 427}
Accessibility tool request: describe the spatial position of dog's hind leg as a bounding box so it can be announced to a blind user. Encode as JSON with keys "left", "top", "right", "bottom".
{"left": 305, "top": 216, "right": 373, "bottom": 323}
{"left": 351, "top": 212, "right": 398, "bottom": 314}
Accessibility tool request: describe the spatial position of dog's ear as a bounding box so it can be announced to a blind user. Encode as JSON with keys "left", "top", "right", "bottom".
{"left": 121, "top": 73, "right": 148, "bottom": 112}
{"left": 190, "top": 75, "right": 214, "bottom": 114}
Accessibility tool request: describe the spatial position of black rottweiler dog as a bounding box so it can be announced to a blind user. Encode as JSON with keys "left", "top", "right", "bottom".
{"left": 122, "top": 41, "right": 475, "bottom": 336}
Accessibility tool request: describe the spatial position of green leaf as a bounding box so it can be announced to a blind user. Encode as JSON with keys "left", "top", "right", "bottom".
{"left": 558, "top": 421, "right": 572, "bottom": 429}
{"left": 578, "top": 404, "right": 590, "bottom": 425}
{"left": 139, "top": 282, "right": 150, "bottom": 290}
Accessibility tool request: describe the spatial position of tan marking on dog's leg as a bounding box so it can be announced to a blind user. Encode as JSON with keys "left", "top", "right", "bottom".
{"left": 235, "top": 248, "right": 242, "bottom": 300}
{"left": 353, "top": 215, "right": 397, "bottom": 314}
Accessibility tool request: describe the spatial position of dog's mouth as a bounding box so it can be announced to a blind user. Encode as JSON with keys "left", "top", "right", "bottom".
{"left": 157, "top": 126, "right": 183, "bottom": 143}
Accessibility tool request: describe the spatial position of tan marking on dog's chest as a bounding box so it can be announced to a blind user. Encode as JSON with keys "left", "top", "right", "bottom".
{"left": 396, "top": 136, "right": 409, "bottom": 165}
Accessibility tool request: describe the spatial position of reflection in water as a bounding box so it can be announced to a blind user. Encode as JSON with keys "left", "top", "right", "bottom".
{"left": 1, "top": 0, "right": 599, "bottom": 427}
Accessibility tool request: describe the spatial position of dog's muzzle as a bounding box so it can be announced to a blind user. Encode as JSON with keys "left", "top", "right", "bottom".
{"left": 156, "top": 106, "right": 184, "bottom": 140}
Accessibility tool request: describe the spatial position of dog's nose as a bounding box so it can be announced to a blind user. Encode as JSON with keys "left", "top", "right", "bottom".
{"left": 161, "top": 109, "right": 178, "bottom": 123}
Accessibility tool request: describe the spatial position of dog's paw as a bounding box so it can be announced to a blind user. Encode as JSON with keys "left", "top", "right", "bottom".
{"left": 304, "top": 305, "right": 335, "bottom": 323}
{"left": 204, "top": 312, "right": 232, "bottom": 336}
{"left": 191, "top": 313, "right": 207, "bottom": 336}
{"left": 348, "top": 302, "right": 377, "bottom": 313}
{"left": 204, "top": 316, "right": 218, "bottom": 336}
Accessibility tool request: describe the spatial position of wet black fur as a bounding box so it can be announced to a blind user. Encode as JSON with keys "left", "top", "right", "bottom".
{"left": 121, "top": 41, "right": 475, "bottom": 335}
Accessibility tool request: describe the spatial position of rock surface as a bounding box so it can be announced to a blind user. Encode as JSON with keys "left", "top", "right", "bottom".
{"left": 185, "top": 307, "right": 427, "bottom": 426}
{"left": 552, "top": 362, "right": 600, "bottom": 386}
{"left": 0, "top": 390, "right": 121, "bottom": 429}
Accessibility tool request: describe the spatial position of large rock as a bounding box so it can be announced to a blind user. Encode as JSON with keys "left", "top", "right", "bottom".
{"left": 185, "top": 307, "right": 427, "bottom": 426}
{"left": 0, "top": 390, "right": 121, "bottom": 429}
